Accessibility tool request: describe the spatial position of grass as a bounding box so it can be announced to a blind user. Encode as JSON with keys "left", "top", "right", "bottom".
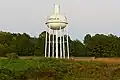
{"left": 0, "top": 57, "right": 120, "bottom": 80}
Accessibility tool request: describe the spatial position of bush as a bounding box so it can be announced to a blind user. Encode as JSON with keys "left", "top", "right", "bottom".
{"left": 6, "top": 53, "right": 19, "bottom": 60}
{"left": 0, "top": 58, "right": 120, "bottom": 80}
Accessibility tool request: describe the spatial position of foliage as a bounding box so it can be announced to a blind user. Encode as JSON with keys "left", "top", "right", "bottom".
{"left": 85, "top": 34, "right": 120, "bottom": 57}
{"left": 0, "top": 58, "right": 120, "bottom": 80}
{"left": 6, "top": 53, "right": 19, "bottom": 60}
{"left": 70, "top": 40, "right": 86, "bottom": 57}
{"left": 83, "top": 34, "right": 91, "bottom": 45}
{"left": 1, "top": 31, "right": 120, "bottom": 57}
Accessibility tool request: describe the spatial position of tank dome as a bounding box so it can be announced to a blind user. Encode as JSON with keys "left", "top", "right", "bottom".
{"left": 46, "top": 14, "right": 68, "bottom": 30}
{"left": 45, "top": 4, "right": 68, "bottom": 30}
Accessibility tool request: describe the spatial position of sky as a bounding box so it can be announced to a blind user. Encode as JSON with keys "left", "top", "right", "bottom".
{"left": 0, "top": 0, "right": 120, "bottom": 41}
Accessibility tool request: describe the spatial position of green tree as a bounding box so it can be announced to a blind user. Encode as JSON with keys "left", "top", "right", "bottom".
{"left": 84, "top": 34, "right": 91, "bottom": 44}
{"left": 70, "top": 40, "right": 86, "bottom": 57}
{"left": 85, "top": 34, "right": 120, "bottom": 57}
{"left": 34, "top": 31, "right": 47, "bottom": 56}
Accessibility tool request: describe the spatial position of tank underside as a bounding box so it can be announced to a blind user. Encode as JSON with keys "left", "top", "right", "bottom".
{"left": 46, "top": 22, "right": 68, "bottom": 30}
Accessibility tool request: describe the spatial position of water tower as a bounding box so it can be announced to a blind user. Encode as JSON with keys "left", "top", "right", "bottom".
{"left": 45, "top": 4, "right": 69, "bottom": 59}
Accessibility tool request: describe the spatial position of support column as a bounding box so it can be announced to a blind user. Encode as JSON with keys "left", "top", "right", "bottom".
{"left": 60, "top": 26, "right": 62, "bottom": 58}
{"left": 56, "top": 30, "right": 58, "bottom": 58}
{"left": 48, "top": 27, "right": 51, "bottom": 57}
{"left": 66, "top": 27, "right": 70, "bottom": 59}
{"left": 45, "top": 28, "right": 48, "bottom": 57}
{"left": 52, "top": 30, "right": 54, "bottom": 58}
{"left": 62, "top": 29, "right": 65, "bottom": 59}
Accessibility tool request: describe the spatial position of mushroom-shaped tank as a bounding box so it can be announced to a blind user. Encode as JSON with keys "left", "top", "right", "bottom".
{"left": 45, "top": 4, "right": 68, "bottom": 30}
{"left": 46, "top": 14, "right": 68, "bottom": 30}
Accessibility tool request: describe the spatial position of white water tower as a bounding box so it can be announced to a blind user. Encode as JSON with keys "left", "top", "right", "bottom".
{"left": 45, "top": 4, "right": 69, "bottom": 59}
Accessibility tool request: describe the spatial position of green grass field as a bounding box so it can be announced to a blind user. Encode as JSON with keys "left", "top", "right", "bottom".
{"left": 0, "top": 58, "right": 120, "bottom": 80}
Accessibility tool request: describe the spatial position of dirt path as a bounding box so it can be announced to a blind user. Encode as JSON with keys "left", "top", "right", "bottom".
{"left": 70, "top": 57, "right": 120, "bottom": 63}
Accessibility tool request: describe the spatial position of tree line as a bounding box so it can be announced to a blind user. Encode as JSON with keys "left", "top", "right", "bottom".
{"left": 0, "top": 31, "right": 120, "bottom": 57}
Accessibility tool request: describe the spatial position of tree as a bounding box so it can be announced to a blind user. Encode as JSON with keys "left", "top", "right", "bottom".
{"left": 34, "top": 31, "right": 47, "bottom": 56}
{"left": 83, "top": 34, "right": 91, "bottom": 44}
{"left": 70, "top": 40, "right": 86, "bottom": 57}
{"left": 1, "top": 30, "right": 120, "bottom": 58}
{"left": 85, "top": 34, "right": 120, "bottom": 57}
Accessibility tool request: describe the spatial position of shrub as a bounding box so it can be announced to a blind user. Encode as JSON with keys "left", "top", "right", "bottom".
{"left": 6, "top": 53, "right": 19, "bottom": 60}
{"left": 0, "top": 58, "right": 120, "bottom": 80}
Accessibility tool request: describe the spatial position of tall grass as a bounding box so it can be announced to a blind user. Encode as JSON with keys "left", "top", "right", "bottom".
{"left": 0, "top": 58, "right": 120, "bottom": 80}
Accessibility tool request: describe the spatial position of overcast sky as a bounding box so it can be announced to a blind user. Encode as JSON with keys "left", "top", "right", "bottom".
{"left": 0, "top": 0, "right": 120, "bottom": 41}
